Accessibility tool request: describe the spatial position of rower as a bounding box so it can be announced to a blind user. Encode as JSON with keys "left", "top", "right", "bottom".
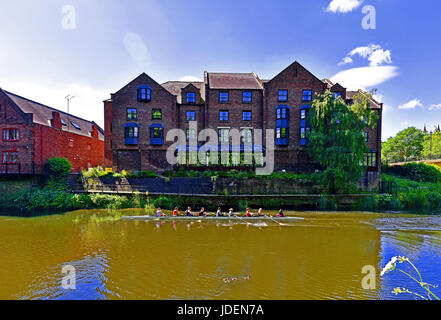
{"left": 257, "top": 208, "right": 264, "bottom": 217}
{"left": 216, "top": 207, "right": 224, "bottom": 217}
{"left": 245, "top": 208, "right": 253, "bottom": 217}
{"left": 277, "top": 209, "right": 285, "bottom": 217}
{"left": 228, "top": 208, "right": 234, "bottom": 217}
{"left": 199, "top": 207, "right": 206, "bottom": 217}
{"left": 185, "top": 207, "right": 194, "bottom": 216}
{"left": 156, "top": 207, "right": 166, "bottom": 217}
{"left": 173, "top": 207, "right": 180, "bottom": 216}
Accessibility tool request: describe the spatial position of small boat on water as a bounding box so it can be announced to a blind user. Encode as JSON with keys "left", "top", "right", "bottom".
{"left": 121, "top": 215, "right": 304, "bottom": 221}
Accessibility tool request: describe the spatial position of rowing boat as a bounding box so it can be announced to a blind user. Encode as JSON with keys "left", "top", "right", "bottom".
{"left": 121, "top": 215, "right": 304, "bottom": 221}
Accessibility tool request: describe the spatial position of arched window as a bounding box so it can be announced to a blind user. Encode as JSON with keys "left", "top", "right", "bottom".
{"left": 137, "top": 85, "right": 152, "bottom": 102}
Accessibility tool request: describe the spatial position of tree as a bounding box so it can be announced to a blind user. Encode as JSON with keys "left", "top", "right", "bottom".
{"left": 422, "top": 131, "right": 441, "bottom": 159}
{"left": 307, "top": 90, "right": 378, "bottom": 193}
{"left": 382, "top": 127, "right": 424, "bottom": 163}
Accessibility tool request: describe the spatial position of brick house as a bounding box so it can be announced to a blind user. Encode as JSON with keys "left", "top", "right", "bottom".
{"left": 0, "top": 88, "right": 104, "bottom": 174}
{"left": 104, "top": 61, "right": 382, "bottom": 181}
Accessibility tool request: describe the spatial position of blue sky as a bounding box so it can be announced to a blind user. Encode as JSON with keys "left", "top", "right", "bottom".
{"left": 0, "top": 0, "right": 440, "bottom": 140}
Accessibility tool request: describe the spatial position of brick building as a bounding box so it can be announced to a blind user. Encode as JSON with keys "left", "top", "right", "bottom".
{"left": 0, "top": 88, "right": 104, "bottom": 174}
{"left": 104, "top": 61, "right": 382, "bottom": 179}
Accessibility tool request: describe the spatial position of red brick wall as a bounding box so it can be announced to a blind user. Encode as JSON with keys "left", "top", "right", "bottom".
{"left": 0, "top": 92, "right": 34, "bottom": 174}
{"left": 109, "top": 73, "right": 176, "bottom": 171}
{"left": 264, "top": 61, "right": 326, "bottom": 168}
{"left": 206, "top": 89, "right": 263, "bottom": 134}
{"left": 33, "top": 123, "right": 104, "bottom": 174}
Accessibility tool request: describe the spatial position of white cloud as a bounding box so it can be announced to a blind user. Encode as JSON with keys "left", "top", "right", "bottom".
{"left": 400, "top": 121, "right": 410, "bottom": 127}
{"left": 368, "top": 49, "right": 392, "bottom": 67}
{"left": 326, "top": 0, "right": 364, "bottom": 13}
{"left": 429, "top": 103, "right": 441, "bottom": 111}
{"left": 338, "top": 56, "right": 354, "bottom": 66}
{"left": 178, "top": 76, "right": 203, "bottom": 82}
{"left": 398, "top": 99, "right": 424, "bottom": 110}
{"left": 349, "top": 44, "right": 381, "bottom": 58}
{"left": 330, "top": 66, "right": 399, "bottom": 90}
{"left": 343, "top": 44, "right": 392, "bottom": 67}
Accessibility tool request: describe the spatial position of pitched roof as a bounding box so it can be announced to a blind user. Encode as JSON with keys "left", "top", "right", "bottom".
{"left": 346, "top": 90, "right": 382, "bottom": 109}
{"left": 206, "top": 72, "right": 263, "bottom": 90}
{"left": 3, "top": 90, "right": 104, "bottom": 140}
{"left": 161, "top": 81, "right": 205, "bottom": 104}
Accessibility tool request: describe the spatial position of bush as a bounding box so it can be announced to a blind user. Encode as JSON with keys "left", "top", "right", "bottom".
{"left": 384, "top": 163, "right": 441, "bottom": 183}
{"left": 317, "top": 196, "right": 338, "bottom": 210}
{"left": 82, "top": 167, "right": 110, "bottom": 179}
{"left": 427, "top": 192, "right": 441, "bottom": 209}
{"left": 45, "top": 158, "right": 72, "bottom": 178}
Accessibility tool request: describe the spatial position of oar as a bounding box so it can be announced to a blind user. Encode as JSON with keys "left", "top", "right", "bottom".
{"left": 235, "top": 215, "right": 251, "bottom": 225}
{"left": 266, "top": 215, "right": 285, "bottom": 226}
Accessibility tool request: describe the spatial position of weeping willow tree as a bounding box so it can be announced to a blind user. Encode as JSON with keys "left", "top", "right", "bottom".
{"left": 307, "top": 90, "right": 378, "bottom": 193}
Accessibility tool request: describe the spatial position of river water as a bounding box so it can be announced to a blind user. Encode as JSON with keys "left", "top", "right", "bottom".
{"left": 0, "top": 209, "right": 440, "bottom": 300}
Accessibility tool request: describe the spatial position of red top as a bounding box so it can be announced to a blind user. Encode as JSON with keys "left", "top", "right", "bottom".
{"left": 173, "top": 210, "right": 179, "bottom": 216}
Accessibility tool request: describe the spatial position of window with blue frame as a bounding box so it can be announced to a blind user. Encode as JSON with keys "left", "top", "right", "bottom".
{"left": 302, "top": 90, "right": 312, "bottom": 102}
{"left": 125, "top": 124, "right": 139, "bottom": 145}
{"left": 186, "top": 111, "right": 196, "bottom": 122}
{"left": 150, "top": 124, "right": 164, "bottom": 145}
{"left": 278, "top": 90, "right": 288, "bottom": 102}
{"left": 276, "top": 107, "right": 288, "bottom": 120}
{"left": 186, "top": 129, "right": 196, "bottom": 141}
{"left": 243, "top": 111, "right": 252, "bottom": 121}
{"left": 332, "top": 91, "right": 342, "bottom": 99}
{"left": 220, "top": 110, "right": 229, "bottom": 121}
{"left": 127, "top": 108, "right": 137, "bottom": 121}
{"left": 137, "top": 85, "right": 151, "bottom": 102}
{"left": 218, "top": 128, "right": 229, "bottom": 143}
{"left": 300, "top": 105, "right": 311, "bottom": 146}
{"left": 275, "top": 106, "right": 290, "bottom": 146}
{"left": 219, "top": 92, "right": 229, "bottom": 103}
{"left": 152, "top": 109, "right": 162, "bottom": 120}
{"left": 187, "top": 92, "right": 196, "bottom": 104}
{"left": 243, "top": 91, "right": 252, "bottom": 103}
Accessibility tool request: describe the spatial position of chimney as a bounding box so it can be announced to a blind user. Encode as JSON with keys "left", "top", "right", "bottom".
{"left": 91, "top": 123, "right": 99, "bottom": 139}
{"left": 51, "top": 111, "right": 62, "bottom": 129}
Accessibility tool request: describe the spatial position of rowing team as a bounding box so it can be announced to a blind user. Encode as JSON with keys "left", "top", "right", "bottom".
{"left": 155, "top": 207, "right": 285, "bottom": 218}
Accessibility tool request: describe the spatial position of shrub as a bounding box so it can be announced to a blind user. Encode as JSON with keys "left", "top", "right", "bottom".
{"left": 426, "top": 192, "right": 441, "bottom": 209}
{"left": 45, "top": 158, "right": 72, "bottom": 178}
{"left": 238, "top": 199, "right": 249, "bottom": 211}
{"left": 82, "top": 167, "right": 110, "bottom": 179}
{"left": 384, "top": 163, "right": 441, "bottom": 183}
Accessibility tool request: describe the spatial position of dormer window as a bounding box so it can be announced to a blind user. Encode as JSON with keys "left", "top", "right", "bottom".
{"left": 70, "top": 121, "right": 81, "bottom": 130}
{"left": 186, "top": 92, "right": 196, "bottom": 104}
{"left": 137, "top": 85, "right": 151, "bottom": 102}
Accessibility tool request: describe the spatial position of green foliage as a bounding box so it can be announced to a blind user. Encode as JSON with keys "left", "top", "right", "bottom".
{"left": 382, "top": 127, "right": 425, "bottom": 163}
{"left": 307, "top": 91, "right": 377, "bottom": 193}
{"left": 316, "top": 196, "right": 338, "bottom": 210}
{"left": 45, "top": 158, "right": 72, "bottom": 177}
{"left": 422, "top": 131, "right": 441, "bottom": 158}
{"left": 238, "top": 199, "right": 249, "bottom": 211}
{"left": 82, "top": 166, "right": 111, "bottom": 179}
{"left": 152, "top": 195, "right": 180, "bottom": 210}
{"left": 384, "top": 163, "right": 441, "bottom": 183}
